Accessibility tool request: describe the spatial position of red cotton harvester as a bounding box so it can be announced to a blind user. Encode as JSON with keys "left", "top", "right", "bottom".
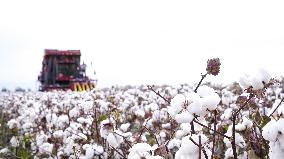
{"left": 38, "top": 49, "right": 96, "bottom": 91}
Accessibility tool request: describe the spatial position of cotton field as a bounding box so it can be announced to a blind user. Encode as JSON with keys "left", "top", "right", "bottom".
{"left": 0, "top": 71, "right": 284, "bottom": 159}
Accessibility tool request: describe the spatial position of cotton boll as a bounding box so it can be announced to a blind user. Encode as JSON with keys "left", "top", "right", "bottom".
{"left": 235, "top": 117, "right": 253, "bottom": 131}
{"left": 239, "top": 75, "right": 251, "bottom": 89}
{"left": 235, "top": 133, "right": 246, "bottom": 148}
{"left": 235, "top": 124, "right": 246, "bottom": 131}
{"left": 82, "top": 144, "right": 95, "bottom": 159}
{"left": 167, "top": 138, "right": 181, "bottom": 150}
{"left": 278, "top": 135, "right": 284, "bottom": 150}
{"left": 128, "top": 143, "right": 153, "bottom": 159}
{"left": 7, "top": 119, "right": 20, "bottom": 129}
{"left": 176, "top": 136, "right": 198, "bottom": 155}
{"left": 223, "top": 136, "right": 232, "bottom": 148}
{"left": 175, "top": 130, "right": 187, "bottom": 139}
{"left": 221, "top": 90, "right": 234, "bottom": 106}
{"left": 120, "top": 123, "right": 130, "bottom": 132}
{"left": 135, "top": 109, "right": 145, "bottom": 118}
{"left": 225, "top": 148, "right": 233, "bottom": 159}
{"left": 78, "top": 133, "right": 88, "bottom": 140}
{"left": 188, "top": 100, "right": 203, "bottom": 116}
{"left": 277, "top": 118, "right": 284, "bottom": 134}
{"left": 53, "top": 130, "right": 64, "bottom": 138}
{"left": 262, "top": 120, "right": 278, "bottom": 142}
{"left": 221, "top": 108, "right": 233, "bottom": 120}
{"left": 197, "top": 85, "right": 215, "bottom": 98}
{"left": 251, "top": 77, "right": 264, "bottom": 90}
{"left": 22, "top": 122, "right": 33, "bottom": 132}
{"left": 145, "top": 103, "right": 159, "bottom": 112}
{"left": 10, "top": 136, "right": 19, "bottom": 147}
{"left": 257, "top": 68, "right": 271, "bottom": 84}
{"left": 93, "top": 144, "right": 104, "bottom": 155}
{"left": 180, "top": 123, "right": 192, "bottom": 134}
{"left": 100, "top": 119, "right": 114, "bottom": 139}
{"left": 185, "top": 92, "right": 201, "bottom": 102}
{"left": 0, "top": 148, "right": 9, "bottom": 154}
{"left": 159, "top": 131, "right": 166, "bottom": 138}
{"left": 107, "top": 133, "right": 124, "bottom": 148}
{"left": 57, "top": 114, "right": 69, "bottom": 129}
{"left": 82, "top": 100, "right": 93, "bottom": 113}
{"left": 162, "top": 123, "right": 171, "bottom": 129}
{"left": 175, "top": 111, "right": 194, "bottom": 124}
{"left": 175, "top": 134, "right": 208, "bottom": 159}
{"left": 69, "top": 107, "right": 80, "bottom": 118}
{"left": 202, "top": 93, "right": 220, "bottom": 111}
{"left": 36, "top": 133, "right": 48, "bottom": 146}
{"left": 191, "top": 134, "right": 208, "bottom": 145}
{"left": 170, "top": 94, "right": 185, "bottom": 113}
{"left": 242, "top": 117, "right": 253, "bottom": 129}
{"left": 39, "top": 142, "right": 53, "bottom": 154}
{"left": 266, "top": 140, "right": 284, "bottom": 159}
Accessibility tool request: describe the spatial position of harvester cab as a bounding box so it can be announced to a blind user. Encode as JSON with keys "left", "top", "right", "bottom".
{"left": 38, "top": 49, "right": 96, "bottom": 91}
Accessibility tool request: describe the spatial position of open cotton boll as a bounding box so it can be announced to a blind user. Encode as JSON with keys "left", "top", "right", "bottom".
{"left": 235, "top": 133, "right": 246, "bottom": 148}
{"left": 82, "top": 144, "right": 95, "bottom": 159}
{"left": 276, "top": 118, "right": 284, "bottom": 134}
{"left": 145, "top": 103, "right": 159, "bottom": 112}
{"left": 180, "top": 123, "right": 192, "bottom": 134}
{"left": 39, "top": 142, "right": 53, "bottom": 154}
{"left": 10, "top": 136, "right": 19, "bottom": 147}
{"left": 188, "top": 100, "right": 203, "bottom": 116}
{"left": 106, "top": 133, "right": 123, "bottom": 148}
{"left": 262, "top": 120, "right": 278, "bottom": 142}
{"left": 225, "top": 148, "right": 233, "bottom": 159}
{"left": 22, "top": 122, "right": 33, "bottom": 132}
{"left": 7, "top": 119, "right": 20, "bottom": 129}
{"left": 57, "top": 114, "right": 69, "bottom": 128}
{"left": 120, "top": 123, "right": 130, "bottom": 132}
{"left": 239, "top": 69, "right": 271, "bottom": 90}
{"left": 128, "top": 143, "right": 153, "bottom": 159}
{"left": 221, "top": 108, "right": 233, "bottom": 120}
{"left": 235, "top": 124, "right": 246, "bottom": 131}
{"left": 170, "top": 94, "right": 185, "bottom": 112}
{"left": 0, "top": 148, "right": 9, "bottom": 154}
{"left": 201, "top": 93, "right": 220, "bottom": 111}
{"left": 69, "top": 107, "right": 80, "bottom": 118}
{"left": 239, "top": 74, "right": 251, "bottom": 89}
{"left": 175, "top": 134, "right": 208, "bottom": 159}
{"left": 185, "top": 92, "right": 201, "bottom": 102}
{"left": 176, "top": 136, "right": 198, "bottom": 155}
{"left": 167, "top": 138, "right": 181, "bottom": 150}
{"left": 135, "top": 109, "right": 145, "bottom": 118}
{"left": 235, "top": 117, "right": 253, "bottom": 131}
{"left": 257, "top": 68, "right": 271, "bottom": 84}
{"left": 175, "top": 111, "right": 194, "bottom": 124}
{"left": 167, "top": 106, "right": 178, "bottom": 118}
{"left": 268, "top": 142, "right": 284, "bottom": 159}
{"left": 251, "top": 77, "right": 264, "bottom": 90}
{"left": 53, "top": 130, "right": 64, "bottom": 138}
{"left": 197, "top": 85, "right": 215, "bottom": 98}
{"left": 242, "top": 117, "right": 253, "bottom": 129}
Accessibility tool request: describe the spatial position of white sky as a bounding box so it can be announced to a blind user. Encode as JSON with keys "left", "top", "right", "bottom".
{"left": 0, "top": 0, "right": 284, "bottom": 90}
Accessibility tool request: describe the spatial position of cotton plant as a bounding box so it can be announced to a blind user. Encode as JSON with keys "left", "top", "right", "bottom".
{"left": 127, "top": 143, "right": 159, "bottom": 159}
{"left": 1, "top": 61, "right": 284, "bottom": 159}
{"left": 167, "top": 85, "right": 221, "bottom": 124}
{"left": 175, "top": 134, "right": 210, "bottom": 159}
{"left": 262, "top": 97, "right": 284, "bottom": 159}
